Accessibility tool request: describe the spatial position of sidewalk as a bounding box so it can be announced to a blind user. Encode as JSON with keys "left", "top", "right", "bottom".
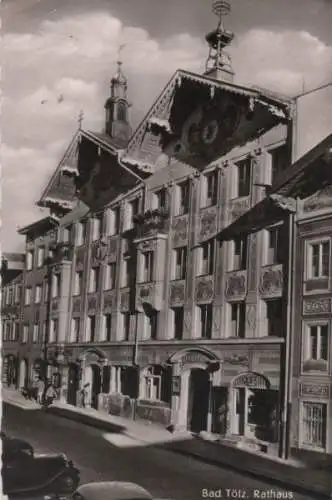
{"left": 3, "top": 388, "right": 332, "bottom": 499}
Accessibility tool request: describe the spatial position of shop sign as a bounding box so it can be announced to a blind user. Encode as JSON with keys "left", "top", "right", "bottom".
{"left": 172, "top": 376, "right": 181, "bottom": 395}
{"left": 181, "top": 352, "right": 211, "bottom": 365}
{"left": 233, "top": 372, "right": 269, "bottom": 389}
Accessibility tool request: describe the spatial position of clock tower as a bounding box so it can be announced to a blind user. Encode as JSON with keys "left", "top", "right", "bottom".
{"left": 104, "top": 60, "right": 132, "bottom": 144}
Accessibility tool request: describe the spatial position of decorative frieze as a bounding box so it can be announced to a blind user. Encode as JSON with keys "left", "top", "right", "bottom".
{"left": 72, "top": 297, "right": 81, "bottom": 313}
{"left": 87, "top": 294, "right": 97, "bottom": 311}
{"left": 136, "top": 283, "right": 163, "bottom": 311}
{"left": 103, "top": 291, "right": 116, "bottom": 311}
{"left": 169, "top": 280, "right": 185, "bottom": 306}
{"left": 195, "top": 276, "right": 214, "bottom": 303}
{"left": 303, "top": 298, "right": 331, "bottom": 315}
{"left": 225, "top": 270, "right": 247, "bottom": 300}
{"left": 172, "top": 215, "right": 188, "bottom": 247}
{"left": 300, "top": 383, "right": 330, "bottom": 398}
{"left": 120, "top": 290, "right": 130, "bottom": 311}
{"left": 199, "top": 208, "right": 217, "bottom": 241}
{"left": 259, "top": 264, "right": 283, "bottom": 297}
{"left": 229, "top": 197, "right": 250, "bottom": 222}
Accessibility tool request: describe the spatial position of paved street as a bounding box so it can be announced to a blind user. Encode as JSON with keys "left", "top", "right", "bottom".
{"left": 3, "top": 402, "right": 318, "bottom": 500}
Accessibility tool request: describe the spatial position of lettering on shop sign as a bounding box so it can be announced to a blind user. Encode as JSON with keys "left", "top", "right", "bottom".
{"left": 303, "top": 298, "right": 331, "bottom": 315}
{"left": 181, "top": 352, "right": 211, "bottom": 365}
{"left": 300, "top": 383, "right": 330, "bottom": 398}
{"left": 233, "top": 372, "right": 270, "bottom": 389}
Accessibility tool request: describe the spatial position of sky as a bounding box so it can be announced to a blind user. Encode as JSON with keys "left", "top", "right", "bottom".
{"left": 2, "top": 0, "right": 332, "bottom": 251}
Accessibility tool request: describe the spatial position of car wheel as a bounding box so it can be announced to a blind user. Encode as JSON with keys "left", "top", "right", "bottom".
{"left": 55, "top": 474, "right": 78, "bottom": 493}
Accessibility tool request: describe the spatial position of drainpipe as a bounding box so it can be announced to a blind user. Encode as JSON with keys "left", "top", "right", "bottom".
{"left": 280, "top": 211, "right": 296, "bottom": 459}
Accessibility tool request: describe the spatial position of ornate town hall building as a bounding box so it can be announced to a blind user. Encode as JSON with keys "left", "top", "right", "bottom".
{"left": 2, "top": 0, "right": 331, "bottom": 459}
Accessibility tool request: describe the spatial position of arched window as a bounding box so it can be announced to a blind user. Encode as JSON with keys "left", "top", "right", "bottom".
{"left": 117, "top": 101, "right": 127, "bottom": 121}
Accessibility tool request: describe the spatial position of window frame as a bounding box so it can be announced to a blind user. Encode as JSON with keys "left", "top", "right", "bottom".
{"left": 300, "top": 401, "right": 327, "bottom": 451}
{"left": 199, "top": 303, "right": 213, "bottom": 339}
{"left": 306, "top": 238, "right": 330, "bottom": 281}
{"left": 230, "top": 301, "right": 246, "bottom": 338}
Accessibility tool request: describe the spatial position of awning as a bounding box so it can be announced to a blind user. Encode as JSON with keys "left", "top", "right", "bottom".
{"left": 214, "top": 194, "right": 296, "bottom": 242}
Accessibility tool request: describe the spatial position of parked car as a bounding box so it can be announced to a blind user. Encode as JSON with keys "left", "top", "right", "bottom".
{"left": 1, "top": 434, "right": 80, "bottom": 498}
{"left": 71, "top": 482, "right": 173, "bottom": 500}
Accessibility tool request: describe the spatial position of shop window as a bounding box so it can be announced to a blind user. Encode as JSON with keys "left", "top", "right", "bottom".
{"left": 307, "top": 240, "right": 330, "bottom": 279}
{"left": 302, "top": 402, "right": 327, "bottom": 450}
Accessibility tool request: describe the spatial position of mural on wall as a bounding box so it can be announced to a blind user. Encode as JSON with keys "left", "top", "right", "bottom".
{"left": 225, "top": 272, "right": 246, "bottom": 299}
{"left": 169, "top": 281, "right": 185, "bottom": 305}
{"left": 195, "top": 277, "right": 214, "bottom": 302}
{"left": 259, "top": 266, "right": 283, "bottom": 296}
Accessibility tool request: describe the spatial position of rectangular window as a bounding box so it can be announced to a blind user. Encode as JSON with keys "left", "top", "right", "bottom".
{"left": 266, "top": 299, "right": 282, "bottom": 336}
{"left": 143, "top": 371, "right": 161, "bottom": 401}
{"left": 199, "top": 304, "right": 213, "bottom": 339}
{"left": 71, "top": 318, "right": 80, "bottom": 343}
{"left": 236, "top": 158, "right": 251, "bottom": 198}
{"left": 271, "top": 145, "right": 288, "bottom": 184}
{"left": 37, "top": 247, "right": 45, "bottom": 268}
{"left": 154, "top": 188, "right": 167, "bottom": 209}
{"left": 89, "top": 267, "right": 100, "bottom": 293}
{"left": 52, "top": 274, "right": 61, "bottom": 298}
{"left": 76, "top": 221, "right": 87, "bottom": 246}
{"left": 144, "top": 312, "right": 158, "bottom": 340}
{"left": 49, "top": 319, "right": 58, "bottom": 343}
{"left": 35, "top": 285, "right": 42, "bottom": 304}
{"left": 32, "top": 324, "right": 39, "bottom": 343}
{"left": 302, "top": 402, "right": 327, "bottom": 450}
{"left": 126, "top": 198, "right": 140, "bottom": 230}
{"left": 7, "top": 288, "right": 14, "bottom": 305}
{"left": 200, "top": 241, "right": 215, "bottom": 276}
{"left": 122, "top": 312, "right": 131, "bottom": 341}
{"left": 14, "top": 322, "right": 20, "bottom": 342}
{"left": 92, "top": 215, "right": 103, "bottom": 241}
{"left": 103, "top": 313, "right": 112, "bottom": 342}
{"left": 108, "top": 206, "right": 120, "bottom": 235}
{"left": 232, "top": 237, "right": 247, "bottom": 271}
{"left": 121, "top": 259, "right": 129, "bottom": 288}
{"left": 74, "top": 271, "right": 83, "bottom": 295}
{"left": 307, "top": 325, "right": 328, "bottom": 361}
{"left": 173, "top": 307, "right": 184, "bottom": 340}
{"left": 178, "top": 180, "right": 190, "bottom": 215}
{"left": 24, "top": 288, "right": 32, "bottom": 305}
{"left": 15, "top": 285, "right": 21, "bottom": 303}
{"left": 142, "top": 252, "right": 154, "bottom": 283}
{"left": 174, "top": 247, "right": 187, "bottom": 280}
{"left": 87, "top": 315, "right": 96, "bottom": 342}
{"left": 26, "top": 251, "right": 34, "bottom": 270}
{"left": 230, "top": 302, "right": 246, "bottom": 338}
{"left": 62, "top": 225, "right": 72, "bottom": 243}
{"left": 22, "top": 325, "right": 29, "bottom": 343}
{"left": 266, "top": 227, "right": 282, "bottom": 265}
{"left": 204, "top": 170, "right": 218, "bottom": 207}
{"left": 104, "top": 263, "right": 116, "bottom": 290}
{"left": 308, "top": 241, "right": 330, "bottom": 279}
{"left": 5, "top": 323, "right": 11, "bottom": 341}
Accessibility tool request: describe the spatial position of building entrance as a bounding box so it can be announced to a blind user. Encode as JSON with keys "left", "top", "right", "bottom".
{"left": 67, "top": 363, "right": 80, "bottom": 406}
{"left": 188, "top": 368, "right": 210, "bottom": 433}
{"left": 91, "top": 364, "right": 102, "bottom": 410}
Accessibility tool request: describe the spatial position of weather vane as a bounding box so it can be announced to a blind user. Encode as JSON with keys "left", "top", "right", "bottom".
{"left": 117, "top": 43, "right": 126, "bottom": 63}
{"left": 212, "top": 0, "right": 231, "bottom": 30}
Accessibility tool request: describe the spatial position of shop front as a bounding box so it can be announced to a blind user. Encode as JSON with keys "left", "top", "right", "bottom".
{"left": 2, "top": 354, "right": 18, "bottom": 388}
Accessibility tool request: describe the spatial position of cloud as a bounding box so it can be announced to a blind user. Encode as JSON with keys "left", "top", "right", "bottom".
{"left": 2, "top": 11, "right": 332, "bottom": 250}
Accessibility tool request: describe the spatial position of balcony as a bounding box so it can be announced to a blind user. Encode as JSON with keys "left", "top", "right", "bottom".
{"left": 136, "top": 282, "right": 164, "bottom": 311}
{"left": 134, "top": 208, "right": 169, "bottom": 238}
{"left": 259, "top": 264, "right": 283, "bottom": 298}
{"left": 225, "top": 269, "right": 247, "bottom": 300}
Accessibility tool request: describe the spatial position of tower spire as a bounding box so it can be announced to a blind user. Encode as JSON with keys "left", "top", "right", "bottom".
{"left": 204, "top": 0, "right": 235, "bottom": 82}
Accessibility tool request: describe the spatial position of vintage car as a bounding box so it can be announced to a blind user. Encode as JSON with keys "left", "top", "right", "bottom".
{"left": 1, "top": 433, "right": 80, "bottom": 498}
{"left": 71, "top": 482, "right": 173, "bottom": 500}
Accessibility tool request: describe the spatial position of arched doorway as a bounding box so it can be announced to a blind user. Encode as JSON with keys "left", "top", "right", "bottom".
{"left": 67, "top": 363, "right": 80, "bottom": 406}
{"left": 91, "top": 364, "right": 102, "bottom": 410}
{"left": 188, "top": 368, "right": 210, "bottom": 433}
{"left": 18, "top": 359, "right": 28, "bottom": 389}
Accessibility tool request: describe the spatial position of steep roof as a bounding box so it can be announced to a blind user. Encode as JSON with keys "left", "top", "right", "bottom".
{"left": 37, "top": 130, "right": 79, "bottom": 211}
{"left": 121, "top": 69, "right": 294, "bottom": 173}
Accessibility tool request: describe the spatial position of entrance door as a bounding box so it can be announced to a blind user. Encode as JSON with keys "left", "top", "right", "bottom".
{"left": 91, "top": 365, "right": 101, "bottom": 410}
{"left": 67, "top": 364, "right": 79, "bottom": 406}
{"left": 188, "top": 369, "right": 210, "bottom": 433}
{"left": 234, "top": 388, "right": 246, "bottom": 435}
